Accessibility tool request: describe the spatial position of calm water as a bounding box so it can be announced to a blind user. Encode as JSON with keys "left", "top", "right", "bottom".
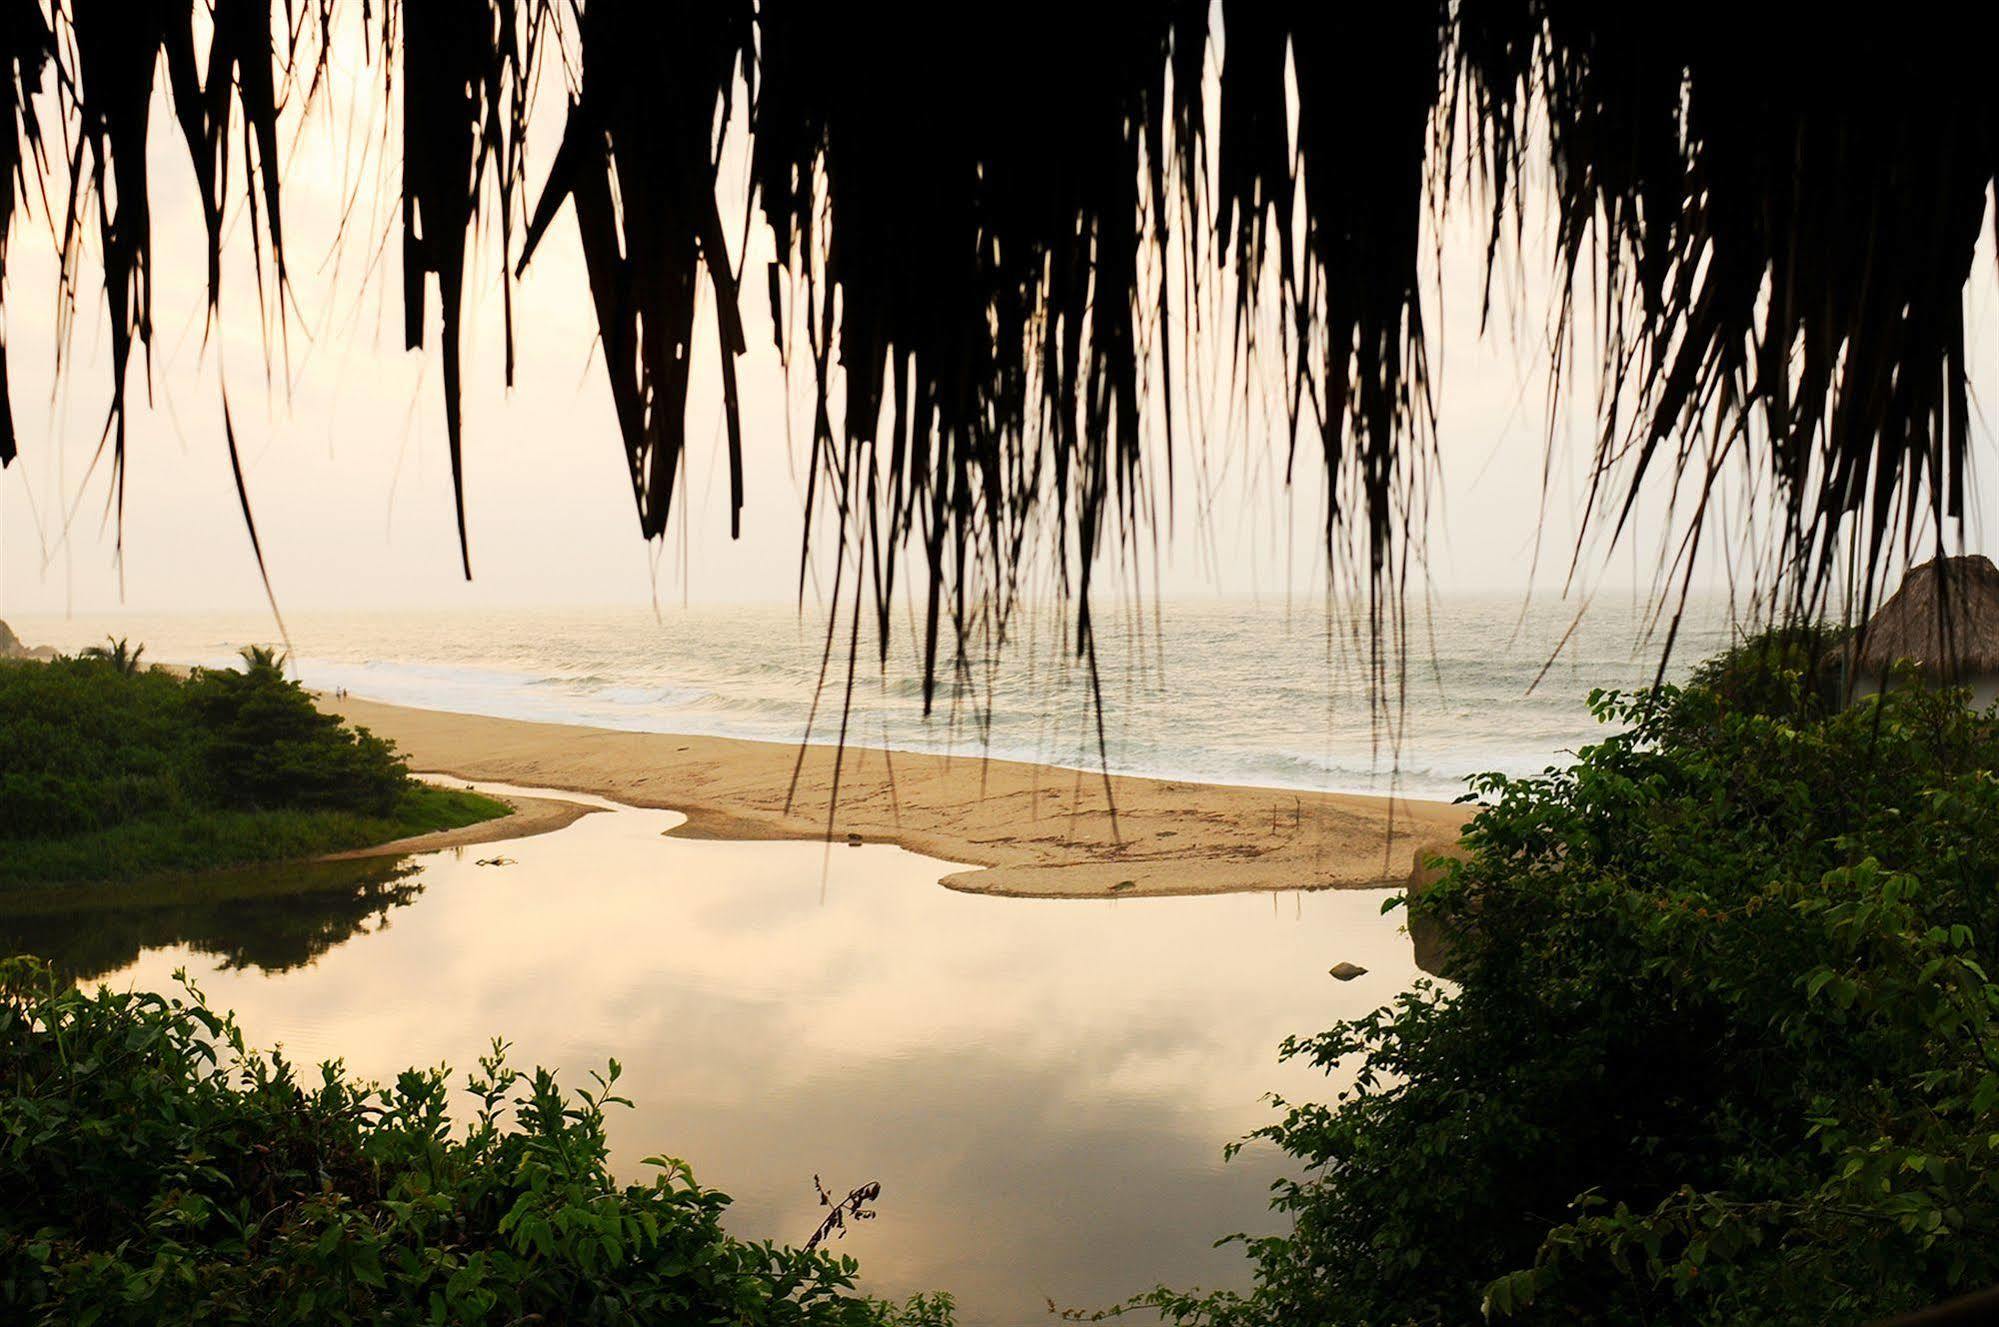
{"left": 4, "top": 786, "right": 1419, "bottom": 1323}
{"left": 6, "top": 595, "right": 1739, "bottom": 1318}
{"left": 12, "top": 594, "right": 1733, "bottom": 799}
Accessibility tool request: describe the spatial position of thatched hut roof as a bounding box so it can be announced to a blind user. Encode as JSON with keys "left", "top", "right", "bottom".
{"left": 1857, "top": 557, "right": 1999, "bottom": 679}
{"left": 0, "top": 5, "right": 1992, "bottom": 696}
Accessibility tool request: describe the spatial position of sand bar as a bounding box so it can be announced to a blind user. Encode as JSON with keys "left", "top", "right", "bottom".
{"left": 327, "top": 695, "right": 1467, "bottom": 899}
{"left": 319, "top": 791, "right": 600, "bottom": 863}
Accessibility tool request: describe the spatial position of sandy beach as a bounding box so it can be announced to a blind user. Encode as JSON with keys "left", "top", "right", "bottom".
{"left": 325, "top": 695, "right": 1468, "bottom": 898}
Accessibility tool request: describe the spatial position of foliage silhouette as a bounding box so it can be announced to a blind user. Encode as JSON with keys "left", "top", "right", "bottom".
{"left": 78, "top": 636, "right": 143, "bottom": 676}
{"left": 0, "top": 857, "right": 424, "bottom": 982}
{"left": 0, "top": 957, "right": 956, "bottom": 1325}
{"left": 1137, "top": 667, "right": 1999, "bottom": 1324}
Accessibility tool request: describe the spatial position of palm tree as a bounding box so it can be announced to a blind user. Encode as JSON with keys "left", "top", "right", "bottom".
{"left": 81, "top": 637, "right": 144, "bottom": 676}
{"left": 238, "top": 644, "right": 288, "bottom": 673}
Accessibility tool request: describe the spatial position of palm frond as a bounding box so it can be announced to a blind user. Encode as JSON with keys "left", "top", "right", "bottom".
{"left": 0, "top": 2, "right": 1991, "bottom": 697}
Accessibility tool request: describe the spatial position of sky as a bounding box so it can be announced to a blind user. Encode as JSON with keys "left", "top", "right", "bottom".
{"left": 0, "top": 30, "right": 1994, "bottom": 624}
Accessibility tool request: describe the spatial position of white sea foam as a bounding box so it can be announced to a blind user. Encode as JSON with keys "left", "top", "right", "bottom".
{"left": 13, "top": 595, "right": 1736, "bottom": 800}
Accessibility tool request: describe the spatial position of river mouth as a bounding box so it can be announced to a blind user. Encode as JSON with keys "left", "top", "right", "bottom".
{"left": 2, "top": 782, "right": 1418, "bottom": 1324}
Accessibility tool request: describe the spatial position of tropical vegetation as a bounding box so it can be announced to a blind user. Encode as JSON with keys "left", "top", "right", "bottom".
{"left": 0, "top": 956, "right": 955, "bottom": 1326}
{"left": 0, "top": 650, "right": 505, "bottom": 885}
{"left": 6, "top": 633, "right": 1996, "bottom": 1323}
{"left": 79, "top": 636, "right": 144, "bottom": 675}
{"left": 1138, "top": 644, "right": 1999, "bottom": 1324}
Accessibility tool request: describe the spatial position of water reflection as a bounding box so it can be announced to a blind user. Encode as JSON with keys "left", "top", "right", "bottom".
{"left": 45, "top": 787, "right": 1419, "bottom": 1325}
{"left": 0, "top": 857, "right": 423, "bottom": 982}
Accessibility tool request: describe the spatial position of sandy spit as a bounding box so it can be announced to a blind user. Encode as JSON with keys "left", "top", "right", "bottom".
{"left": 325, "top": 696, "right": 1469, "bottom": 899}
{"left": 318, "top": 791, "right": 600, "bottom": 862}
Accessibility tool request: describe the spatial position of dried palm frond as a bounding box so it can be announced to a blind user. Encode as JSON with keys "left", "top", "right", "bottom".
{"left": 0, "top": 0, "right": 50, "bottom": 467}
{"left": 0, "top": 2, "right": 1991, "bottom": 703}
{"left": 520, "top": 0, "right": 753, "bottom": 550}
{"left": 1458, "top": 1, "right": 1996, "bottom": 621}
{"left": 398, "top": 0, "right": 545, "bottom": 575}
{"left": 752, "top": 0, "right": 1187, "bottom": 704}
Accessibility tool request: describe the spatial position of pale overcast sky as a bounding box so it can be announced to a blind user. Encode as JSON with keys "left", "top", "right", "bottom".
{"left": 1, "top": 37, "right": 1993, "bottom": 621}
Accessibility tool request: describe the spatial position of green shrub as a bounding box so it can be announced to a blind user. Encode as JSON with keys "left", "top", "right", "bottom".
{"left": 1681, "top": 620, "right": 1852, "bottom": 722}
{"left": 187, "top": 661, "right": 406, "bottom": 816}
{"left": 0, "top": 957, "right": 953, "bottom": 1326}
{"left": 0, "top": 660, "right": 198, "bottom": 839}
{"left": 1142, "top": 673, "right": 1999, "bottom": 1325}
{"left": 0, "top": 656, "right": 504, "bottom": 884}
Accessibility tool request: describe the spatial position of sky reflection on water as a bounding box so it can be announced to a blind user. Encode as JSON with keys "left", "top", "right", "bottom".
{"left": 9, "top": 792, "right": 1423, "bottom": 1323}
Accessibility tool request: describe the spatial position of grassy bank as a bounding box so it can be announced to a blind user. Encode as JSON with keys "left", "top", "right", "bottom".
{"left": 0, "top": 783, "right": 506, "bottom": 885}
{"left": 0, "top": 652, "right": 507, "bottom": 886}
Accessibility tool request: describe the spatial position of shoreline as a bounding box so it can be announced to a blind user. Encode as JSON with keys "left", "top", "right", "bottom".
{"left": 326, "top": 694, "right": 1469, "bottom": 899}
{"left": 318, "top": 791, "right": 601, "bottom": 863}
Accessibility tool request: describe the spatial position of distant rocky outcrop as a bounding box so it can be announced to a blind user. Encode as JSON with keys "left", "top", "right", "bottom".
{"left": 0, "top": 620, "right": 56, "bottom": 661}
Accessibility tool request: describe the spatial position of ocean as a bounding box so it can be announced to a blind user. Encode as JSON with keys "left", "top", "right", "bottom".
{"left": 11, "top": 593, "right": 1735, "bottom": 802}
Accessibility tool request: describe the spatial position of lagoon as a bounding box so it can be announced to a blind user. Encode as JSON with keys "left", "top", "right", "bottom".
{"left": 3, "top": 784, "right": 1420, "bottom": 1324}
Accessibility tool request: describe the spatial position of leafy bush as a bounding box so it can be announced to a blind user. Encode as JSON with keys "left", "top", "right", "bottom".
{"left": 0, "top": 656, "right": 504, "bottom": 883}
{"left": 187, "top": 659, "right": 405, "bottom": 815}
{"left": 0, "top": 957, "right": 953, "bottom": 1326}
{"left": 0, "top": 660, "right": 199, "bottom": 839}
{"left": 1681, "top": 620, "right": 1852, "bottom": 722}
{"left": 1143, "top": 669, "right": 1999, "bottom": 1324}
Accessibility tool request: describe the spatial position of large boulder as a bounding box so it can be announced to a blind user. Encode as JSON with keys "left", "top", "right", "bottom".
{"left": 1406, "top": 842, "right": 1468, "bottom": 978}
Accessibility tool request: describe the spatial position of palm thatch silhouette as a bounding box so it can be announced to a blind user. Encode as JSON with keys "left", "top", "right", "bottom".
{"left": 0, "top": 4, "right": 1992, "bottom": 699}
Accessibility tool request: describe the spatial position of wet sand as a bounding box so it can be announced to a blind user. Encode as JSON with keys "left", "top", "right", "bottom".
{"left": 327, "top": 695, "right": 1468, "bottom": 898}
{"left": 319, "top": 791, "right": 600, "bottom": 863}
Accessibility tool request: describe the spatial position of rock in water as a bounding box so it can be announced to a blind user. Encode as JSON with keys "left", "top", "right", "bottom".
{"left": 1327, "top": 962, "right": 1368, "bottom": 981}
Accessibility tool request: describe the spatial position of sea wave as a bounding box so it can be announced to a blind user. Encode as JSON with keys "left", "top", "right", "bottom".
{"left": 10, "top": 596, "right": 1731, "bottom": 801}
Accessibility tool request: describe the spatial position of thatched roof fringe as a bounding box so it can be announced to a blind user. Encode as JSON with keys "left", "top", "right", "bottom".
{"left": 0, "top": 4, "right": 1994, "bottom": 704}
{"left": 0, "top": 0, "right": 51, "bottom": 468}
